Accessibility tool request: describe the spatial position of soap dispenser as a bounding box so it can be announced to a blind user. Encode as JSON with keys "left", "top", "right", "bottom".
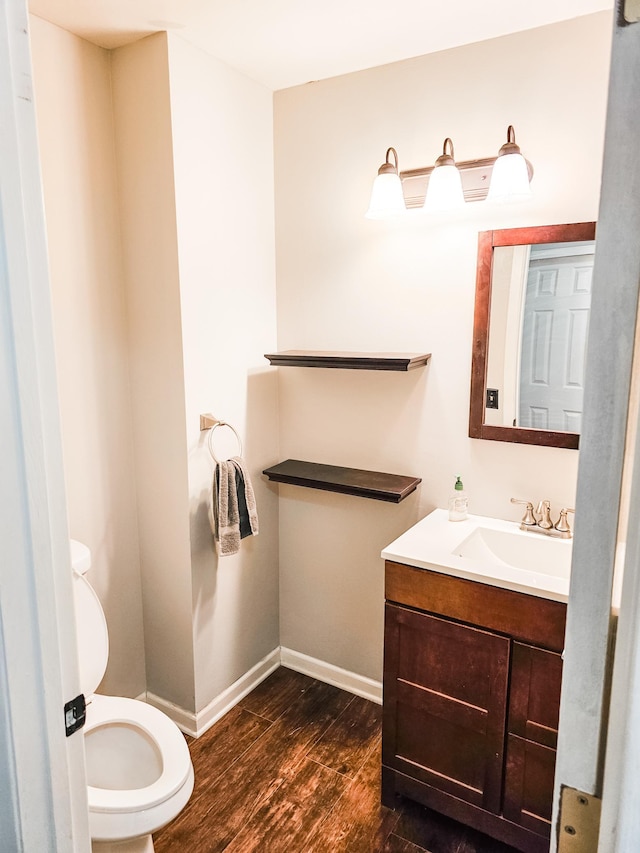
{"left": 448, "top": 475, "right": 469, "bottom": 522}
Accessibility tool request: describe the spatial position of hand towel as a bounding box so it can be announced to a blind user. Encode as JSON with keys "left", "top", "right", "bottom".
{"left": 210, "top": 460, "right": 240, "bottom": 556}
{"left": 231, "top": 456, "right": 259, "bottom": 539}
{"left": 210, "top": 456, "right": 258, "bottom": 556}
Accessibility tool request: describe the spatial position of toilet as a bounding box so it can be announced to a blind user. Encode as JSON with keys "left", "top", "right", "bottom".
{"left": 70, "top": 540, "right": 194, "bottom": 853}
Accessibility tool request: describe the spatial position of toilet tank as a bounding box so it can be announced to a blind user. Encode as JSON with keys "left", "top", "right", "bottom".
{"left": 69, "top": 539, "right": 108, "bottom": 696}
{"left": 70, "top": 539, "right": 91, "bottom": 575}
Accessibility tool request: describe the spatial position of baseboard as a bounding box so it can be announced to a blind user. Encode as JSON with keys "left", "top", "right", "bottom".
{"left": 280, "top": 647, "right": 383, "bottom": 705}
{"left": 145, "top": 646, "right": 382, "bottom": 737}
{"left": 145, "top": 691, "right": 199, "bottom": 737}
{"left": 146, "top": 647, "right": 280, "bottom": 737}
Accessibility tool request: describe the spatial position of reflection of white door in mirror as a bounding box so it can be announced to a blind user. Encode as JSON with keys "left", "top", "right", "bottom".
{"left": 518, "top": 243, "right": 594, "bottom": 432}
{"left": 485, "top": 239, "right": 595, "bottom": 434}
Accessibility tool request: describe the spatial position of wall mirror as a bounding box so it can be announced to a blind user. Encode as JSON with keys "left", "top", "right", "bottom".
{"left": 469, "top": 222, "right": 596, "bottom": 449}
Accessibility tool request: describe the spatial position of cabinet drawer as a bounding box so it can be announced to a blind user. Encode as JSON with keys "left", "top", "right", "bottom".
{"left": 509, "top": 643, "right": 563, "bottom": 748}
{"left": 503, "top": 734, "right": 556, "bottom": 838}
{"left": 385, "top": 560, "right": 566, "bottom": 652}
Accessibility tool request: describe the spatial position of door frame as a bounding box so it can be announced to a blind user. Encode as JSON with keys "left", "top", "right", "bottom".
{"left": 0, "top": 1, "right": 89, "bottom": 849}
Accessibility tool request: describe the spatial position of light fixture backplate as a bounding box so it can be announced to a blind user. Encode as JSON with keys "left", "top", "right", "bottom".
{"left": 400, "top": 156, "right": 533, "bottom": 207}
{"left": 401, "top": 157, "right": 493, "bottom": 206}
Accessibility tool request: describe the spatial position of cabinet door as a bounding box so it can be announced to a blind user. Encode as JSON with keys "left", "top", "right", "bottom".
{"left": 504, "top": 642, "right": 562, "bottom": 838}
{"left": 503, "top": 734, "right": 555, "bottom": 836}
{"left": 383, "top": 604, "right": 510, "bottom": 813}
{"left": 509, "top": 642, "right": 563, "bottom": 748}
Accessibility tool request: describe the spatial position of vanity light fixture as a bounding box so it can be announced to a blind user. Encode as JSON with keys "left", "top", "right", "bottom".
{"left": 365, "top": 147, "right": 406, "bottom": 219}
{"left": 367, "top": 125, "right": 533, "bottom": 216}
{"left": 423, "top": 138, "right": 465, "bottom": 212}
{"left": 486, "top": 125, "right": 533, "bottom": 203}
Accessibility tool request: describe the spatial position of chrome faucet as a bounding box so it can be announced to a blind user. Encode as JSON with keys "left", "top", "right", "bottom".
{"left": 510, "top": 498, "right": 574, "bottom": 539}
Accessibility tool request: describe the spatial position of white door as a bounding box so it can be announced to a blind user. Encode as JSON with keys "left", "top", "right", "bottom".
{"left": 0, "top": 1, "right": 89, "bottom": 850}
{"left": 552, "top": 10, "right": 640, "bottom": 853}
{"left": 518, "top": 249, "right": 594, "bottom": 432}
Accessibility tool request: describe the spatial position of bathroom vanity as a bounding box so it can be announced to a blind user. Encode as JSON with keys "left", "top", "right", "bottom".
{"left": 381, "top": 510, "right": 570, "bottom": 853}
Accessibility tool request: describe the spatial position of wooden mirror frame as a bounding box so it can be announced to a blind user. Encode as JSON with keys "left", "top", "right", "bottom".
{"left": 469, "top": 221, "right": 596, "bottom": 449}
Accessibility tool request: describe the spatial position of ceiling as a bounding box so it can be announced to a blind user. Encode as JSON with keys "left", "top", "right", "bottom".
{"left": 28, "top": 0, "right": 612, "bottom": 91}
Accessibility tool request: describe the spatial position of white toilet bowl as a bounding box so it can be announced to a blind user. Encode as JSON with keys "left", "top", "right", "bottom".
{"left": 71, "top": 541, "right": 194, "bottom": 852}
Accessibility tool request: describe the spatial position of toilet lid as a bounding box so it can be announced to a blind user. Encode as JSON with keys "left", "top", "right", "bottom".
{"left": 73, "top": 574, "right": 109, "bottom": 696}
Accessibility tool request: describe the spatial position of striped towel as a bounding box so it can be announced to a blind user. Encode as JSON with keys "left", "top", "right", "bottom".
{"left": 210, "top": 456, "right": 259, "bottom": 556}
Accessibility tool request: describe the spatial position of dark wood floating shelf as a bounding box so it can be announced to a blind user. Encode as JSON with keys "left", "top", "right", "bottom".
{"left": 264, "top": 350, "right": 431, "bottom": 371}
{"left": 263, "top": 459, "right": 421, "bottom": 503}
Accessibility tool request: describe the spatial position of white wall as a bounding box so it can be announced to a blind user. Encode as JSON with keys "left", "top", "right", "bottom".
{"left": 110, "top": 33, "right": 195, "bottom": 710}
{"left": 112, "top": 32, "right": 280, "bottom": 715}
{"left": 166, "top": 34, "right": 280, "bottom": 712}
{"left": 31, "top": 21, "right": 280, "bottom": 719}
{"left": 273, "top": 13, "right": 611, "bottom": 681}
{"left": 30, "top": 15, "right": 146, "bottom": 699}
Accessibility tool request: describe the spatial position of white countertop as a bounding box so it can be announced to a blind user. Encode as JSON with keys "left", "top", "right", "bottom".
{"left": 381, "top": 508, "right": 572, "bottom": 603}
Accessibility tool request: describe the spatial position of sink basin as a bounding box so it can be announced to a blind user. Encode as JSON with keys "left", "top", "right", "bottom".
{"left": 381, "top": 508, "right": 573, "bottom": 602}
{"left": 454, "top": 526, "right": 571, "bottom": 578}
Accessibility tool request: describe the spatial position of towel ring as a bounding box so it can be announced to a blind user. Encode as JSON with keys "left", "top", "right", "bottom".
{"left": 207, "top": 421, "right": 243, "bottom": 463}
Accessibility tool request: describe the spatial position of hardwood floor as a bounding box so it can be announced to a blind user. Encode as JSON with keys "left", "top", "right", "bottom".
{"left": 153, "top": 667, "right": 520, "bottom": 853}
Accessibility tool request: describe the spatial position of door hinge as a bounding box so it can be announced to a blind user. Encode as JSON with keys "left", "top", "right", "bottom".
{"left": 624, "top": 0, "right": 640, "bottom": 23}
{"left": 64, "top": 693, "right": 86, "bottom": 737}
{"left": 558, "top": 786, "right": 602, "bottom": 852}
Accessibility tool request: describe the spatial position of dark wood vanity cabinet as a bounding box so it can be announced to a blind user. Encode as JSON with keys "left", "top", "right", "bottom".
{"left": 382, "top": 561, "right": 567, "bottom": 853}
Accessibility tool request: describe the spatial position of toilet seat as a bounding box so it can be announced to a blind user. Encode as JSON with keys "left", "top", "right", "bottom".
{"left": 86, "top": 694, "right": 192, "bottom": 814}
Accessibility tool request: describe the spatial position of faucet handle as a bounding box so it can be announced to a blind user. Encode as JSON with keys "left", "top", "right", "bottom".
{"left": 511, "top": 498, "right": 537, "bottom": 526}
{"left": 555, "top": 507, "right": 575, "bottom": 534}
{"left": 536, "top": 500, "right": 554, "bottom": 529}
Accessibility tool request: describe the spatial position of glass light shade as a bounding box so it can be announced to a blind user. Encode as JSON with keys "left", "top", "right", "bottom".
{"left": 365, "top": 172, "right": 406, "bottom": 219}
{"left": 487, "top": 152, "right": 532, "bottom": 202}
{"left": 423, "top": 164, "right": 465, "bottom": 212}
